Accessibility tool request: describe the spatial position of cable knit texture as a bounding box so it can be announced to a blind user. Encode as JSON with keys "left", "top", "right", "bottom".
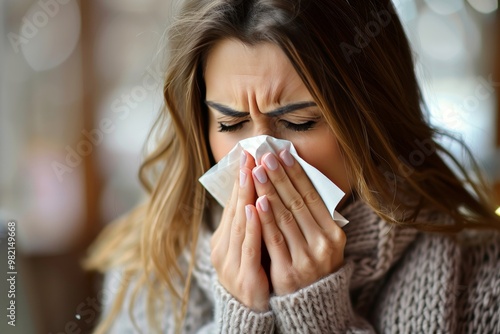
{"left": 100, "top": 200, "right": 500, "bottom": 333}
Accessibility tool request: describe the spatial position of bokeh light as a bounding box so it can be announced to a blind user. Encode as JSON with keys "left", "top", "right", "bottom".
{"left": 0, "top": 0, "right": 499, "bottom": 332}
{"left": 20, "top": 0, "right": 81, "bottom": 72}
{"left": 417, "top": 9, "right": 466, "bottom": 62}
{"left": 424, "top": 0, "right": 464, "bottom": 16}
{"left": 467, "top": 0, "right": 498, "bottom": 14}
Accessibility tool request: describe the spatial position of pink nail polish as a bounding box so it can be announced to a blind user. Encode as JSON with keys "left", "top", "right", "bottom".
{"left": 257, "top": 195, "right": 269, "bottom": 212}
{"left": 245, "top": 205, "right": 253, "bottom": 220}
{"left": 263, "top": 153, "right": 278, "bottom": 170}
{"left": 280, "top": 149, "right": 294, "bottom": 167}
{"left": 240, "top": 170, "right": 247, "bottom": 186}
{"left": 252, "top": 166, "right": 268, "bottom": 183}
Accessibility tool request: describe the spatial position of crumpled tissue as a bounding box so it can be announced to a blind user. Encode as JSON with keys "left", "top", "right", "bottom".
{"left": 199, "top": 135, "right": 349, "bottom": 227}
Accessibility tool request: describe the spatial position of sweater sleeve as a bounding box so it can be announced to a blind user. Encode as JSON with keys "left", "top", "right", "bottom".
{"left": 210, "top": 279, "right": 275, "bottom": 333}
{"left": 269, "top": 261, "right": 375, "bottom": 333}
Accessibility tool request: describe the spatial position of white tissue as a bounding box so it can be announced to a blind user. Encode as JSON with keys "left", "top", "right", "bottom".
{"left": 199, "top": 135, "right": 349, "bottom": 227}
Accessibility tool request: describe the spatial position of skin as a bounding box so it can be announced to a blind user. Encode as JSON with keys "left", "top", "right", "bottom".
{"left": 206, "top": 39, "right": 351, "bottom": 312}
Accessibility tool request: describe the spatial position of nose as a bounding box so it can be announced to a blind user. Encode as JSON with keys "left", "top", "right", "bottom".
{"left": 248, "top": 112, "right": 281, "bottom": 138}
{"left": 252, "top": 120, "right": 281, "bottom": 138}
{"left": 255, "top": 125, "right": 274, "bottom": 137}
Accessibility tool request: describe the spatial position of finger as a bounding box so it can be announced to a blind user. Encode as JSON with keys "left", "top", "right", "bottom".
{"left": 228, "top": 166, "right": 256, "bottom": 267}
{"left": 256, "top": 195, "right": 292, "bottom": 265}
{"left": 252, "top": 164, "right": 308, "bottom": 254}
{"left": 240, "top": 205, "right": 263, "bottom": 271}
{"left": 256, "top": 153, "right": 321, "bottom": 245}
{"left": 214, "top": 150, "right": 253, "bottom": 249}
{"left": 241, "top": 150, "right": 256, "bottom": 170}
{"left": 277, "top": 149, "right": 334, "bottom": 231}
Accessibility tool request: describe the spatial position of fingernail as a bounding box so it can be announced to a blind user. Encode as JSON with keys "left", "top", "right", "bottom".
{"left": 245, "top": 205, "right": 253, "bottom": 220}
{"left": 240, "top": 151, "right": 247, "bottom": 168}
{"left": 263, "top": 153, "right": 278, "bottom": 170}
{"left": 240, "top": 170, "right": 247, "bottom": 186}
{"left": 257, "top": 195, "right": 269, "bottom": 212}
{"left": 252, "top": 166, "right": 268, "bottom": 183}
{"left": 280, "top": 149, "right": 294, "bottom": 167}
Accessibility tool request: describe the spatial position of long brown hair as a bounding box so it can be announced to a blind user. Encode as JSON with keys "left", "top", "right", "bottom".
{"left": 84, "top": 0, "right": 500, "bottom": 332}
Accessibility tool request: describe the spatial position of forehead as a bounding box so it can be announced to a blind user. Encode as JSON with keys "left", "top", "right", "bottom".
{"left": 204, "top": 39, "right": 290, "bottom": 74}
{"left": 204, "top": 39, "right": 309, "bottom": 103}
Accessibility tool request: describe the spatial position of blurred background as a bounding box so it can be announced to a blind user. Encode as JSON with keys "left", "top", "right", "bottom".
{"left": 0, "top": 0, "right": 499, "bottom": 333}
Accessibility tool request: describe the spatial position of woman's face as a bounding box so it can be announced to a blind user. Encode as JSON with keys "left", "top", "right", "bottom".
{"left": 204, "top": 39, "right": 352, "bottom": 199}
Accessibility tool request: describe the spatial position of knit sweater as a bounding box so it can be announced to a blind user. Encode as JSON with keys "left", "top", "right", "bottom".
{"left": 100, "top": 200, "right": 500, "bottom": 333}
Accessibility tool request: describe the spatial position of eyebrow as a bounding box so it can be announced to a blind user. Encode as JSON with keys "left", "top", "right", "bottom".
{"left": 205, "top": 100, "right": 317, "bottom": 118}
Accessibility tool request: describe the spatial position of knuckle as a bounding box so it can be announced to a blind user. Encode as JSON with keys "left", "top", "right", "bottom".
{"left": 277, "top": 209, "right": 295, "bottom": 227}
{"left": 286, "top": 165, "right": 300, "bottom": 179}
{"left": 265, "top": 186, "right": 279, "bottom": 201}
{"left": 269, "top": 232, "right": 285, "bottom": 248}
{"left": 242, "top": 244, "right": 257, "bottom": 259}
{"left": 288, "top": 196, "right": 305, "bottom": 212}
{"left": 303, "top": 189, "right": 321, "bottom": 206}
{"left": 260, "top": 215, "right": 273, "bottom": 226}
{"left": 273, "top": 172, "right": 288, "bottom": 186}
{"left": 231, "top": 220, "right": 245, "bottom": 236}
{"left": 315, "top": 237, "right": 336, "bottom": 258}
{"left": 331, "top": 227, "right": 347, "bottom": 247}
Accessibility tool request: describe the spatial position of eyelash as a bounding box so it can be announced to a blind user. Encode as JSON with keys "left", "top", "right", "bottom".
{"left": 217, "top": 120, "right": 317, "bottom": 133}
{"left": 217, "top": 122, "right": 246, "bottom": 133}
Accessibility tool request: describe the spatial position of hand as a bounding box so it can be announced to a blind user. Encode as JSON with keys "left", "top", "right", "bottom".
{"left": 251, "top": 149, "right": 346, "bottom": 296}
{"left": 210, "top": 151, "right": 270, "bottom": 311}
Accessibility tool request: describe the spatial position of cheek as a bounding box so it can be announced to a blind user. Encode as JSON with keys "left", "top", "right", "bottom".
{"left": 209, "top": 130, "right": 238, "bottom": 163}
{"left": 293, "top": 133, "right": 351, "bottom": 195}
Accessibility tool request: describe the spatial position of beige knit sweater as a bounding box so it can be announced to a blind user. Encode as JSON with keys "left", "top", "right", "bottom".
{"left": 101, "top": 200, "right": 500, "bottom": 333}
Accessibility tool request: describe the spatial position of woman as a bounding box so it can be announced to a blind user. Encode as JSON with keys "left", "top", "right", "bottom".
{"left": 84, "top": 0, "right": 500, "bottom": 333}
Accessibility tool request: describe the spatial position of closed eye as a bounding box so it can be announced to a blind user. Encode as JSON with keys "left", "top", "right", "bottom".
{"left": 281, "top": 120, "right": 317, "bottom": 132}
{"left": 217, "top": 120, "right": 317, "bottom": 133}
{"left": 217, "top": 120, "right": 249, "bottom": 132}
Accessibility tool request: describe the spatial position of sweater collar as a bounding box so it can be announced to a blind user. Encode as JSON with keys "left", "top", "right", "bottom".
{"left": 341, "top": 200, "right": 419, "bottom": 289}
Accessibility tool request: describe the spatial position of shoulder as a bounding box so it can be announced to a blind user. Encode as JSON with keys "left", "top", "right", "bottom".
{"left": 399, "top": 229, "right": 500, "bottom": 288}
{"left": 455, "top": 230, "right": 500, "bottom": 333}
{"left": 98, "top": 267, "right": 153, "bottom": 333}
{"left": 373, "top": 229, "right": 500, "bottom": 333}
{"left": 409, "top": 229, "right": 500, "bottom": 276}
{"left": 99, "top": 263, "right": 214, "bottom": 333}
